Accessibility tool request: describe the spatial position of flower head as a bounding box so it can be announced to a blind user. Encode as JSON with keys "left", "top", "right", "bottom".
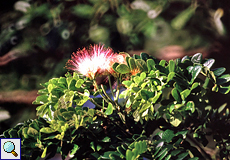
{"left": 130, "top": 68, "right": 141, "bottom": 76}
{"left": 66, "top": 44, "right": 116, "bottom": 79}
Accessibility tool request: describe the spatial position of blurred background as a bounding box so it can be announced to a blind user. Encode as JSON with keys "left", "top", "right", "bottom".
{"left": 0, "top": 0, "right": 230, "bottom": 134}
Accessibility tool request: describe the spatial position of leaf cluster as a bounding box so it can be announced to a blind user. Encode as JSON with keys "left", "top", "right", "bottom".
{"left": 2, "top": 53, "right": 230, "bottom": 160}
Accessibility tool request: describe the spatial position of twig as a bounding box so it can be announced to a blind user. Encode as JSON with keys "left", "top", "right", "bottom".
{"left": 187, "top": 134, "right": 212, "bottom": 160}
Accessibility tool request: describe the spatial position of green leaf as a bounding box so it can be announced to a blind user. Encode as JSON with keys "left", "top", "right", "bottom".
{"left": 117, "top": 146, "right": 126, "bottom": 158}
{"left": 112, "top": 62, "right": 119, "bottom": 72}
{"left": 125, "top": 56, "right": 130, "bottom": 67}
{"left": 140, "top": 141, "right": 147, "bottom": 153}
{"left": 147, "top": 59, "right": 155, "bottom": 72}
{"left": 212, "top": 67, "right": 226, "bottom": 76}
{"left": 216, "top": 74, "right": 230, "bottom": 85}
{"left": 226, "top": 108, "right": 229, "bottom": 117}
{"left": 9, "top": 129, "right": 18, "bottom": 138}
{"left": 41, "top": 147, "right": 47, "bottom": 158}
{"left": 175, "top": 130, "right": 188, "bottom": 139}
{"left": 88, "top": 109, "right": 95, "bottom": 117}
{"left": 167, "top": 72, "right": 175, "bottom": 82}
{"left": 181, "top": 56, "right": 190, "bottom": 62}
{"left": 162, "top": 129, "right": 175, "bottom": 143}
{"left": 129, "top": 58, "right": 137, "bottom": 71}
{"left": 176, "top": 152, "right": 189, "bottom": 160}
{"left": 122, "top": 81, "right": 133, "bottom": 87}
{"left": 172, "top": 88, "right": 182, "bottom": 103}
{"left": 48, "top": 84, "right": 55, "bottom": 93}
{"left": 70, "top": 144, "right": 79, "bottom": 156}
{"left": 165, "top": 155, "right": 172, "bottom": 160}
{"left": 171, "top": 149, "right": 182, "bottom": 156}
{"left": 218, "top": 103, "right": 227, "bottom": 113}
{"left": 155, "top": 147, "right": 168, "bottom": 159}
{"left": 101, "top": 136, "right": 111, "bottom": 142}
{"left": 140, "top": 52, "right": 149, "bottom": 61}
{"left": 126, "top": 98, "right": 132, "bottom": 108}
{"left": 203, "top": 59, "right": 215, "bottom": 69}
{"left": 27, "top": 127, "right": 38, "bottom": 137}
{"left": 62, "top": 112, "right": 73, "bottom": 120}
{"left": 158, "top": 150, "right": 168, "bottom": 160}
{"left": 174, "top": 104, "right": 184, "bottom": 110}
{"left": 58, "top": 77, "right": 67, "bottom": 84}
{"left": 22, "top": 127, "right": 29, "bottom": 138}
{"left": 149, "top": 92, "right": 162, "bottom": 103}
{"left": 105, "top": 103, "right": 113, "bottom": 115}
{"left": 140, "top": 72, "right": 146, "bottom": 81}
{"left": 191, "top": 53, "right": 202, "bottom": 64}
{"left": 133, "top": 54, "right": 141, "bottom": 59}
{"left": 133, "top": 76, "right": 141, "bottom": 85}
{"left": 180, "top": 89, "right": 191, "bottom": 100}
{"left": 191, "top": 82, "right": 199, "bottom": 90}
{"left": 219, "top": 86, "right": 230, "bottom": 94}
{"left": 168, "top": 60, "right": 176, "bottom": 72}
{"left": 40, "top": 127, "right": 55, "bottom": 133}
{"left": 36, "top": 104, "right": 48, "bottom": 117}
{"left": 29, "top": 121, "right": 40, "bottom": 131}
{"left": 33, "top": 95, "right": 49, "bottom": 104}
{"left": 68, "top": 79, "right": 77, "bottom": 90}
{"left": 135, "top": 59, "right": 148, "bottom": 72}
{"left": 134, "top": 142, "right": 140, "bottom": 154}
{"left": 133, "top": 110, "right": 140, "bottom": 122}
{"left": 155, "top": 65, "right": 169, "bottom": 75}
{"left": 99, "top": 151, "right": 114, "bottom": 159}
{"left": 140, "top": 103, "right": 151, "bottom": 114}
{"left": 116, "top": 64, "right": 130, "bottom": 74}
{"left": 63, "top": 91, "right": 75, "bottom": 107}
{"left": 140, "top": 89, "right": 154, "bottom": 100}
{"left": 190, "top": 65, "right": 202, "bottom": 84}
{"left": 169, "top": 114, "right": 182, "bottom": 127}
{"left": 68, "top": 107, "right": 76, "bottom": 112}
{"left": 159, "top": 60, "right": 166, "bottom": 67}
{"left": 187, "top": 66, "right": 193, "bottom": 73}
{"left": 126, "top": 149, "right": 134, "bottom": 160}
{"left": 185, "top": 101, "right": 195, "bottom": 113}
{"left": 75, "top": 79, "right": 84, "bottom": 88}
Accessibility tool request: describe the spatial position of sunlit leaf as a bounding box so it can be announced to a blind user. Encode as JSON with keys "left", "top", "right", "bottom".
{"left": 203, "top": 59, "right": 215, "bottom": 69}
{"left": 191, "top": 53, "right": 202, "bottom": 64}
{"left": 190, "top": 65, "right": 202, "bottom": 84}
{"left": 169, "top": 114, "right": 182, "bottom": 127}
{"left": 168, "top": 60, "right": 175, "bottom": 72}
{"left": 104, "top": 103, "right": 113, "bottom": 115}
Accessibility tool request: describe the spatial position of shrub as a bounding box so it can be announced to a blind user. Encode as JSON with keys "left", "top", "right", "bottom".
{"left": 1, "top": 45, "right": 230, "bottom": 160}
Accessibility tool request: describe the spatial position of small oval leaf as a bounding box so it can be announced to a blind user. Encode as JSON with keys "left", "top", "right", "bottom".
{"left": 116, "top": 64, "right": 130, "bottom": 74}
{"left": 104, "top": 103, "right": 113, "bottom": 115}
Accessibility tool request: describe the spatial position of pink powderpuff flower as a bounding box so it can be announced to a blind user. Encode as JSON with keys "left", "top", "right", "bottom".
{"left": 66, "top": 44, "right": 116, "bottom": 79}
